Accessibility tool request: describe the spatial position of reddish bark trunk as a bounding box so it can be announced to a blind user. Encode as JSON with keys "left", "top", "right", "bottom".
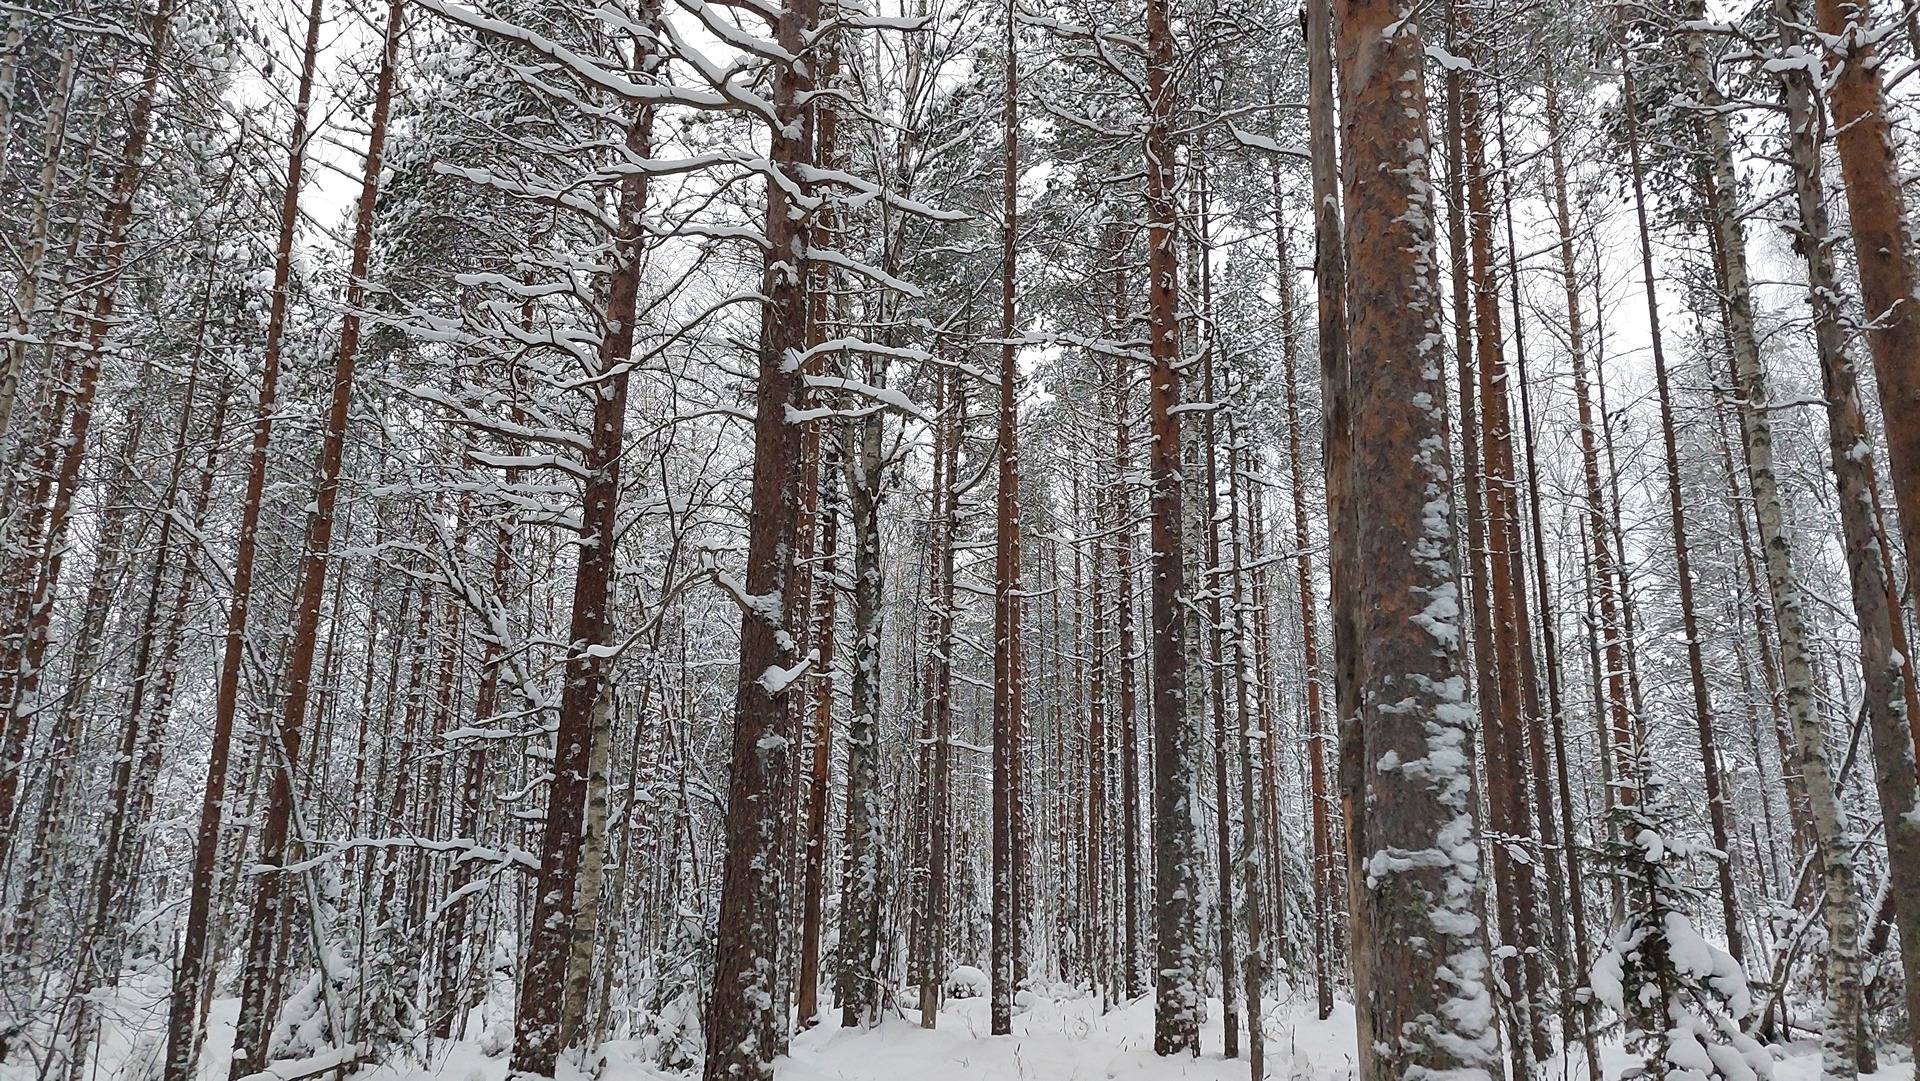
{"left": 0, "top": 0, "right": 177, "bottom": 862}
{"left": 1817, "top": 0, "right": 1920, "bottom": 702}
{"left": 704, "top": 0, "right": 817, "bottom": 1070}
{"left": 991, "top": 5, "right": 1023, "bottom": 1034}
{"left": 1334, "top": 0, "right": 1497, "bottom": 1072}
{"left": 1144, "top": 0, "right": 1201, "bottom": 1051}
{"left": 230, "top": 3, "right": 405, "bottom": 1064}
{"left": 511, "top": 92, "right": 653, "bottom": 1080}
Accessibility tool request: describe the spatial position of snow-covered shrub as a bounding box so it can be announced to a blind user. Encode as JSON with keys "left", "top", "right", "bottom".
{"left": 635, "top": 913, "right": 706, "bottom": 1072}
{"left": 1590, "top": 766, "right": 1773, "bottom": 1081}
{"left": 944, "top": 965, "right": 988, "bottom": 999}
{"left": 266, "top": 970, "right": 338, "bottom": 1063}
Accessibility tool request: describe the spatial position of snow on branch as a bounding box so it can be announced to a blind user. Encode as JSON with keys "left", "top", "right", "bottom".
{"left": 706, "top": 556, "right": 786, "bottom": 634}
{"left": 1014, "top": 10, "right": 1145, "bottom": 53}
{"left": 758, "top": 651, "right": 814, "bottom": 695}
{"left": 231, "top": 1046, "right": 369, "bottom": 1081}
{"left": 1227, "top": 125, "right": 1309, "bottom": 161}
{"left": 798, "top": 336, "right": 933, "bottom": 365}
{"left": 798, "top": 163, "right": 969, "bottom": 222}
{"left": 402, "top": 383, "right": 593, "bottom": 451}
{"left": 1424, "top": 43, "right": 1474, "bottom": 71}
{"left": 413, "top": 0, "right": 728, "bottom": 110}
{"left": 657, "top": 14, "right": 783, "bottom": 128}
{"left": 678, "top": 0, "right": 797, "bottom": 64}
{"left": 468, "top": 451, "right": 591, "bottom": 481}
{"left": 803, "top": 372, "right": 932, "bottom": 422}
{"left": 274, "top": 835, "right": 539, "bottom": 876}
{"left": 812, "top": 11, "right": 930, "bottom": 39}
{"left": 807, "top": 246, "right": 922, "bottom": 296}
{"left": 433, "top": 162, "right": 616, "bottom": 230}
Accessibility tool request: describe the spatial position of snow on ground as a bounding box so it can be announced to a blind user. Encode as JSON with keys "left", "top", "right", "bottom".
{"left": 377, "top": 991, "right": 1918, "bottom": 1081}
{"left": 1558, "top": 1028, "right": 1914, "bottom": 1081}
{"left": 780, "top": 988, "right": 1360, "bottom": 1081}
{"left": 27, "top": 968, "right": 1916, "bottom": 1081}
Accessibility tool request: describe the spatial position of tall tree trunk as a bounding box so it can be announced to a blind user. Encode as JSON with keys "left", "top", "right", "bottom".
{"left": 511, "top": 87, "right": 653, "bottom": 1078}
{"left": 1778, "top": 12, "right": 1920, "bottom": 1060}
{"left": 0, "top": 45, "right": 77, "bottom": 441}
{"left": 796, "top": 425, "right": 839, "bottom": 1032}
{"left": 558, "top": 671, "right": 614, "bottom": 1051}
{"left": 796, "top": 427, "right": 839, "bottom": 1031}
{"left": 1084, "top": 441, "right": 1110, "bottom": 1005}
{"left": 1249, "top": 481, "right": 1286, "bottom": 960}
{"left": 1454, "top": 19, "right": 1542, "bottom": 1061}
{"left": 1539, "top": 55, "right": 1611, "bottom": 1077}
{"left": 1144, "top": 0, "right": 1201, "bottom": 1052}
{"left": 793, "top": 49, "right": 841, "bottom": 1030}
{"left": 991, "top": 0, "right": 1024, "bottom": 1037}
{"left": 1110, "top": 228, "right": 1144, "bottom": 1000}
{"left": 704, "top": 0, "right": 816, "bottom": 1070}
{"left": 0, "top": 10, "right": 23, "bottom": 181}
{"left": 1493, "top": 66, "right": 1569, "bottom": 1015}
{"left": 1226, "top": 419, "right": 1266, "bottom": 1081}
{"left": 1195, "top": 167, "right": 1239, "bottom": 1061}
{"left": 1274, "top": 193, "right": 1333, "bottom": 1023}
{"left": 155, "top": 0, "right": 308, "bottom": 1061}
{"left": 1686, "top": 24, "right": 1862, "bottom": 1071}
{"left": 1816, "top": 0, "right": 1920, "bottom": 704}
{"left": 228, "top": 4, "right": 403, "bottom": 1067}
{"left": 1303, "top": 0, "right": 1356, "bottom": 1026}
{"left": 838, "top": 357, "right": 887, "bottom": 1028}
{"left": 1334, "top": 0, "right": 1498, "bottom": 1074}
{"left": 916, "top": 363, "right": 960, "bottom": 1027}
{"left": 1612, "top": 52, "right": 1682, "bottom": 810}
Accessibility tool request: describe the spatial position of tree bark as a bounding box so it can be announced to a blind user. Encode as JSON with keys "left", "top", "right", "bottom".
{"left": 1685, "top": 24, "right": 1861, "bottom": 1072}
{"left": 1194, "top": 166, "right": 1239, "bottom": 1061}
{"left": 991, "top": 0, "right": 1023, "bottom": 1036}
{"left": 1110, "top": 228, "right": 1144, "bottom": 1000}
{"left": 793, "top": 48, "right": 842, "bottom": 1030}
{"left": 1225, "top": 419, "right": 1266, "bottom": 1081}
{"left": 1274, "top": 193, "right": 1333, "bottom": 1023}
{"left": 0, "top": 45, "right": 77, "bottom": 442}
{"left": 796, "top": 428, "right": 839, "bottom": 1030}
{"left": 1333, "top": 0, "right": 1499, "bottom": 1073}
{"left": 1144, "top": 0, "right": 1201, "bottom": 1053}
{"left": 837, "top": 354, "right": 887, "bottom": 1028}
{"left": 1303, "top": 0, "right": 1356, "bottom": 1029}
{"left": 511, "top": 79, "right": 653, "bottom": 1078}
{"left": 1816, "top": 0, "right": 1920, "bottom": 706}
{"left": 704, "top": 0, "right": 816, "bottom": 1070}
{"left": 1776, "top": 9, "right": 1920, "bottom": 1060}
{"left": 1453, "top": 20, "right": 1542, "bottom": 1061}
{"left": 916, "top": 362, "right": 960, "bottom": 1026}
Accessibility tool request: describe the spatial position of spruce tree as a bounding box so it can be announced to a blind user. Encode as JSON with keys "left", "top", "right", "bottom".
{"left": 1590, "top": 762, "right": 1775, "bottom": 1081}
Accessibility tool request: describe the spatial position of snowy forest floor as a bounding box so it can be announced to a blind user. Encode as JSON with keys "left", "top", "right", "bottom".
{"left": 24, "top": 972, "right": 1915, "bottom": 1081}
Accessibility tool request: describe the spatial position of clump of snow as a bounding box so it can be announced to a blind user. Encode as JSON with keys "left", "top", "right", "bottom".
{"left": 943, "top": 964, "right": 988, "bottom": 999}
